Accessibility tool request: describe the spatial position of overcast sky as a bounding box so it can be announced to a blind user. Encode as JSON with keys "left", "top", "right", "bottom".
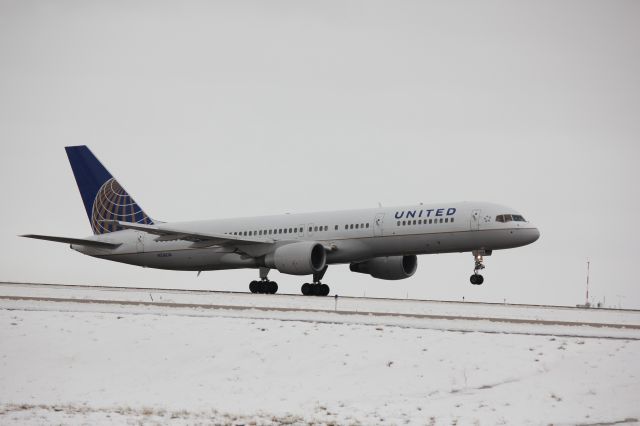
{"left": 1, "top": 0, "right": 639, "bottom": 308}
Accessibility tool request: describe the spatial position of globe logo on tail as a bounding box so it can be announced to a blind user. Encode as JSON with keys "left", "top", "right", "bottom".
{"left": 91, "top": 178, "right": 153, "bottom": 234}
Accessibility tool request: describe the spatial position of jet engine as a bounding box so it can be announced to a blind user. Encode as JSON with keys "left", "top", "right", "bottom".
{"left": 264, "top": 241, "right": 327, "bottom": 275}
{"left": 349, "top": 255, "right": 417, "bottom": 280}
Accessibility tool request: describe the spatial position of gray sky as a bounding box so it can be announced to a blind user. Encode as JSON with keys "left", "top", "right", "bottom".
{"left": 1, "top": 0, "right": 639, "bottom": 308}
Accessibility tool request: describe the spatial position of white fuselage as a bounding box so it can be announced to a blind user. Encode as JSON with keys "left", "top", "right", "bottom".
{"left": 72, "top": 201, "right": 540, "bottom": 272}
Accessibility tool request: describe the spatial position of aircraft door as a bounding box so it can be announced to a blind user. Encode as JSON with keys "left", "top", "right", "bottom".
{"left": 373, "top": 213, "right": 385, "bottom": 236}
{"left": 470, "top": 209, "right": 481, "bottom": 231}
{"left": 307, "top": 223, "right": 315, "bottom": 238}
{"left": 136, "top": 232, "right": 144, "bottom": 253}
{"left": 298, "top": 224, "right": 305, "bottom": 238}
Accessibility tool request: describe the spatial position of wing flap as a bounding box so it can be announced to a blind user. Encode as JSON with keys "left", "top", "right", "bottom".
{"left": 21, "top": 234, "right": 122, "bottom": 249}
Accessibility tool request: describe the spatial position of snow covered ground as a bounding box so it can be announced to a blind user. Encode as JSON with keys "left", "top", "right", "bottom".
{"left": 1, "top": 285, "right": 639, "bottom": 425}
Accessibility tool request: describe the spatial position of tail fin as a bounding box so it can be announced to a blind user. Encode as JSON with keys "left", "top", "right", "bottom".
{"left": 65, "top": 146, "right": 154, "bottom": 235}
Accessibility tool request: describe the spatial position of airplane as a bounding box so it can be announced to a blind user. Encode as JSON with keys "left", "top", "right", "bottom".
{"left": 22, "top": 146, "right": 540, "bottom": 296}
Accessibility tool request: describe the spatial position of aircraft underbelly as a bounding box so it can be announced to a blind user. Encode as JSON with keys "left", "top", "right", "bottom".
{"left": 354, "top": 229, "right": 533, "bottom": 258}
{"left": 96, "top": 229, "right": 532, "bottom": 271}
{"left": 99, "top": 249, "right": 258, "bottom": 271}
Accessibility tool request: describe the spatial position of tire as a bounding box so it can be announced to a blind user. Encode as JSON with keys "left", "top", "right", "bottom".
{"left": 301, "top": 283, "right": 311, "bottom": 296}
{"left": 249, "top": 280, "right": 258, "bottom": 293}
{"left": 470, "top": 275, "right": 477, "bottom": 285}
{"left": 268, "top": 281, "right": 278, "bottom": 294}
{"left": 320, "top": 284, "right": 330, "bottom": 296}
{"left": 476, "top": 275, "right": 484, "bottom": 285}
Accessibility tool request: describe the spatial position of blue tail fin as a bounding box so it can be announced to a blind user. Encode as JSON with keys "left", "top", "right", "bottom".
{"left": 65, "top": 146, "right": 154, "bottom": 234}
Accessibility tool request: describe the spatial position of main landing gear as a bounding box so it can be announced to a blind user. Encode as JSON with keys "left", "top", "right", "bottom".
{"left": 470, "top": 250, "right": 486, "bottom": 285}
{"left": 249, "top": 280, "right": 278, "bottom": 294}
{"left": 249, "top": 268, "right": 278, "bottom": 294}
{"left": 301, "top": 266, "right": 330, "bottom": 296}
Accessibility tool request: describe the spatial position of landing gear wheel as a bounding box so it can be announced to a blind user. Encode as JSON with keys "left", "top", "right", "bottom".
{"left": 301, "top": 283, "right": 311, "bottom": 296}
{"left": 320, "top": 284, "right": 330, "bottom": 296}
{"left": 470, "top": 274, "right": 484, "bottom": 285}
{"left": 301, "top": 267, "right": 331, "bottom": 296}
{"left": 250, "top": 279, "right": 278, "bottom": 294}
{"left": 301, "top": 283, "right": 330, "bottom": 296}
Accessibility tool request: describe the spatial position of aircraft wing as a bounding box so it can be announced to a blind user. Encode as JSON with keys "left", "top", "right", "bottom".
{"left": 105, "top": 220, "right": 274, "bottom": 247}
{"left": 21, "top": 234, "right": 122, "bottom": 249}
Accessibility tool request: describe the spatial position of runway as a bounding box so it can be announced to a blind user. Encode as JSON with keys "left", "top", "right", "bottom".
{"left": 2, "top": 281, "right": 639, "bottom": 340}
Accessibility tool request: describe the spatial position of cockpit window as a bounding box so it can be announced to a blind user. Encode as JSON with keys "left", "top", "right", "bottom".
{"left": 496, "top": 214, "right": 526, "bottom": 222}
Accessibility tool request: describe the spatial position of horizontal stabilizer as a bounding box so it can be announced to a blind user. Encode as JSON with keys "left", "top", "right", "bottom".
{"left": 20, "top": 234, "right": 122, "bottom": 249}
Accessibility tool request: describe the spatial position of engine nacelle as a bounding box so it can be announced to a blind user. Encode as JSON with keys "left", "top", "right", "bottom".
{"left": 349, "top": 255, "right": 417, "bottom": 280}
{"left": 264, "top": 241, "right": 327, "bottom": 276}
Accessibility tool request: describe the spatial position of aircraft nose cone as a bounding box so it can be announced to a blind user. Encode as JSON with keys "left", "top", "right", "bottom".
{"left": 528, "top": 227, "right": 541, "bottom": 244}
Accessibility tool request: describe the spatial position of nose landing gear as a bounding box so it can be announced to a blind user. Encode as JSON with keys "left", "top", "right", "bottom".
{"left": 470, "top": 251, "right": 487, "bottom": 285}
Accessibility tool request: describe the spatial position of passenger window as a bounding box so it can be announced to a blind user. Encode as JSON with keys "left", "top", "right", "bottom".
{"left": 402, "top": 221, "right": 406, "bottom": 226}
{"left": 439, "top": 218, "right": 443, "bottom": 223}
{"left": 445, "top": 218, "right": 448, "bottom": 223}
{"left": 325, "top": 226, "right": 328, "bottom": 231}
{"left": 289, "top": 228, "right": 292, "bottom": 233}
{"left": 366, "top": 223, "right": 369, "bottom": 228}
{"left": 335, "top": 225, "right": 338, "bottom": 230}
{"left": 350, "top": 224, "right": 354, "bottom": 229}
{"left": 314, "top": 226, "right": 318, "bottom": 232}
{"left": 397, "top": 221, "right": 400, "bottom": 226}
{"left": 344, "top": 225, "right": 348, "bottom": 230}
{"left": 451, "top": 218, "right": 454, "bottom": 223}
{"left": 429, "top": 219, "right": 432, "bottom": 224}
{"left": 355, "top": 224, "right": 359, "bottom": 229}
